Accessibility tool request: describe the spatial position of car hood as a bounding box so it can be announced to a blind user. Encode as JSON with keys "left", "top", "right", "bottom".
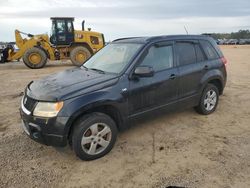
{"left": 26, "top": 67, "right": 119, "bottom": 101}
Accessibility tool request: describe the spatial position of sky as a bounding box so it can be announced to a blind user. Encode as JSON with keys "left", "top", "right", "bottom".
{"left": 0, "top": 0, "right": 250, "bottom": 42}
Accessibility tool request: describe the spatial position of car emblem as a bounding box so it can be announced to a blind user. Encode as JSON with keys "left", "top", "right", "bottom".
{"left": 23, "top": 97, "right": 27, "bottom": 105}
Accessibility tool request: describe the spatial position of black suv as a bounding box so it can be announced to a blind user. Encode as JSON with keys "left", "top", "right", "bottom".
{"left": 20, "top": 35, "right": 227, "bottom": 160}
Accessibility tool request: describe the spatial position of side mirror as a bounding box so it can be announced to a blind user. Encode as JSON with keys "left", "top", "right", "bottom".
{"left": 134, "top": 66, "right": 154, "bottom": 77}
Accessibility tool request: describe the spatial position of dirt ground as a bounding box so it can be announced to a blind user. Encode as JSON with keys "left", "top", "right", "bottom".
{"left": 0, "top": 45, "right": 250, "bottom": 188}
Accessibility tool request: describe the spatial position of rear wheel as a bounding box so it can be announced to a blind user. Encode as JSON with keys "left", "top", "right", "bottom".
{"left": 72, "top": 113, "right": 117, "bottom": 161}
{"left": 195, "top": 84, "right": 219, "bottom": 115}
{"left": 23, "top": 47, "right": 47, "bottom": 69}
{"left": 70, "top": 46, "right": 91, "bottom": 66}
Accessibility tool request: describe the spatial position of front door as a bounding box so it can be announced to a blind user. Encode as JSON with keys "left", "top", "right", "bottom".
{"left": 53, "top": 19, "right": 74, "bottom": 45}
{"left": 128, "top": 42, "right": 178, "bottom": 117}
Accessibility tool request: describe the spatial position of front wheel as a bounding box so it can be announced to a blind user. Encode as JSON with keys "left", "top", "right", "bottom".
{"left": 195, "top": 84, "right": 219, "bottom": 115}
{"left": 72, "top": 113, "right": 118, "bottom": 161}
{"left": 23, "top": 47, "right": 47, "bottom": 69}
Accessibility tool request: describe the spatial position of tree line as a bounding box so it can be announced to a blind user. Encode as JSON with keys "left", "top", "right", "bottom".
{"left": 203, "top": 29, "right": 250, "bottom": 39}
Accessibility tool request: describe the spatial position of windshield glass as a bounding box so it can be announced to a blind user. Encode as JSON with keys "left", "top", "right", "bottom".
{"left": 84, "top": 43, "right": 142, "bottom": 74}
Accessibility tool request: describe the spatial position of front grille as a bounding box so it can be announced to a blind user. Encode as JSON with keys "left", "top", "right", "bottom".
{"left": 23, "top": 95, "right": 37, "bottom": 111}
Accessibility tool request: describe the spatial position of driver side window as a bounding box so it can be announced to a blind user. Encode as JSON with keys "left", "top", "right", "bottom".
{"left": 57, "top": 20, "right": 66, "bottom": 34}
{"left": 141, "top": 45, "right": 173, "bottom": 71}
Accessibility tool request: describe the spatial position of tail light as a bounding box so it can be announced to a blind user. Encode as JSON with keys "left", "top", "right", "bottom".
{"left": 221, "top": 57, "right": 228, "bottom": 71}
{"left": 221, "top": 57, "right": 228, "bottom": 66}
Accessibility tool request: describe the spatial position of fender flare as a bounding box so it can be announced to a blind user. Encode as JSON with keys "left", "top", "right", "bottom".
{"left": 199, "top": 70, "right": 225, "bottom": 94}
{"left": 63, "top": 99, "right": 126, "bottom": 139}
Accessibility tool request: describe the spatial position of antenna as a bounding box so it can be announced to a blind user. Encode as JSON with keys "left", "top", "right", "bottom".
{"left": 184, "top": 26, "right": 189, "bottom": 35}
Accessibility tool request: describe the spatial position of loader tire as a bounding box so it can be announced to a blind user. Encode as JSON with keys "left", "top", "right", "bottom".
{"left": 23, "top": 47, "right": 47, "bottom": 69}
{"left": 70, "top": 46, "right": 91, "bottom": 66}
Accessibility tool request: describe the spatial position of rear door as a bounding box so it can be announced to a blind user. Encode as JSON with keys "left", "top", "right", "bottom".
{"left": 128, "top": 41, "right": 178, "bottom": 116}
{"left": 56, "top": 20, "right": 67, "bottom": 45}
{"left": 175, "top": 40, "right": 207, "bottom": 99}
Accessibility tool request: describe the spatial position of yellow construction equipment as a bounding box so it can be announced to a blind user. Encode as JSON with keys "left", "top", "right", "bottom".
{"left": 4, "top": 17, "right": 105, "bottom": 68}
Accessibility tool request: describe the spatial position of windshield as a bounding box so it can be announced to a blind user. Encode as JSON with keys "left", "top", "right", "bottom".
{"left": 83, "top": 43, "right": 142, "bottom": 74}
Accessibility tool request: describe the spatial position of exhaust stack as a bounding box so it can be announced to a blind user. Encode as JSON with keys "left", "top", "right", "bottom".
{"left": 82, "top": 20, "right": 85, "bottom": 31}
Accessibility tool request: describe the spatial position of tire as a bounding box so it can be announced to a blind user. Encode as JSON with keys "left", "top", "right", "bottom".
{"left": 23, "top": 47, "right": 47, "bottom": 69}
{"left": 1, "top": 47, "right": 11, "bottom": 63}
{"left": 0, "top": 51, "right": 4, "bottom": 63}
{"left": 70, "top": 46, "right": 91, "bottom": 66}
{"left": 72, "top": 112, "right": 118, "bottom": 161}
{"left": 195, "top": 84, "right": 219, "bottom": 115}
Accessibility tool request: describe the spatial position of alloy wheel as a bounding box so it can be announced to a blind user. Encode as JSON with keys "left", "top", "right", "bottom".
{"left": 81, "top": 123, "right": 112, "bottom": 155}
{"left": 204, "top": 89, "right": 217, "bottom": 111}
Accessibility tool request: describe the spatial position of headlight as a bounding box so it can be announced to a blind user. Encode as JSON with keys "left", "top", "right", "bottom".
{"left": 33, "top": 101, "right": 63, "bottom": 117}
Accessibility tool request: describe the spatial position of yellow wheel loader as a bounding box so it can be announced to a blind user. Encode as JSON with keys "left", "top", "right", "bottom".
{"left": 2, "top": 17, "right": 105, "bottom": 69}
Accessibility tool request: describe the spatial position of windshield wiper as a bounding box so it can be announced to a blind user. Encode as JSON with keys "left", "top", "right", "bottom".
{"left": 81, "top": 65, "right": 88, "bottom": 70}
{"left": 89, "top": 68, "right": 105, "bottom": 74}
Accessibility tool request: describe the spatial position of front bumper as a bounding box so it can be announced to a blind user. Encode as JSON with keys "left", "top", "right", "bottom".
{"left": 20, "top": 107, "right": 69, "bottom": 147}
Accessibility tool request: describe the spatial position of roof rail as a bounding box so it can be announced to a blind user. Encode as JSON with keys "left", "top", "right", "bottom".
{"left": 112, "top": 37, "right": 143, "bottom": 42}
{"left": 146, "top": 36, "right": 167, "bottom": 42}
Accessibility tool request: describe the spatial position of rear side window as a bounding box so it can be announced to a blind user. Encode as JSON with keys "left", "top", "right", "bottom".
{"left": 195, "top": 44, "right": 206, "bottom": 62}
{"left": 176, "top": 42, "right": 196, "bottom": 65}
{"left": 200, "top": 40, "right": 219, "bottom": 60}
{"left": 140, "top": 45, "right": 173, "bottom": 71}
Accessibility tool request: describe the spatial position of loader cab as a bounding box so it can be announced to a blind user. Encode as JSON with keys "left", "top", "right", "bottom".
{"left": 50, "top": 17, "right": 75, "bottom": 46}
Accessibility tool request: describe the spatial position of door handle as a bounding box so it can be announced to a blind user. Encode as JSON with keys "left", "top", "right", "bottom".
{"left": 204, "top": 65, "right": 209, "bottom": 70}
{"left": 169, "top": 74, "right": 176, "bottom": 80}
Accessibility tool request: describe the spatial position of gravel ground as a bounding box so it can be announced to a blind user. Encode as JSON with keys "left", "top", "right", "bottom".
{"left": 0, "top": 45, "right": 250, "bottom": 188}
